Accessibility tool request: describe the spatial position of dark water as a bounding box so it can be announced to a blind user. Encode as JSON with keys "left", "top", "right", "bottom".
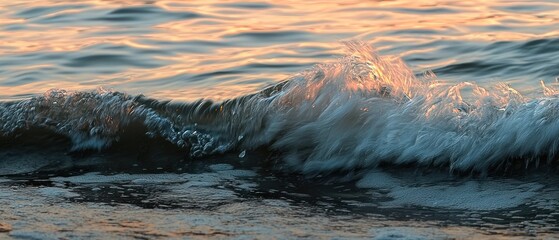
{"left": 1, "top": 0, "right": 559, "bottom": 239}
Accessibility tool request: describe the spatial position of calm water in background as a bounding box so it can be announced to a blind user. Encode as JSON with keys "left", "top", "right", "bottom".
{"left": 1, "top": 0, "right": 559, "bottom": 101}
{"left": 1, "top": 0, "right": 559, "bottom": 239}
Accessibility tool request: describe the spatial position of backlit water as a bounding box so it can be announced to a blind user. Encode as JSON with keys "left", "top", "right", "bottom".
{"left": 1, "top": 0, "right": 559, "bottom": 239}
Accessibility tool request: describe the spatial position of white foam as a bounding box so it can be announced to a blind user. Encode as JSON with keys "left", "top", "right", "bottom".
{"left": 221, "top": 41, "right": 559, "bottom": 173}
{"left": 51, "top": 172, "right": 187, "bottom": 184}
{"left": 4, "top": 41, "right": 559, "bottom": 174}
{"left": 356, "top": 169, "right": 546, "bottom": 210}
{"left": 37, "top": 187, "right": 80, "bottom": 198}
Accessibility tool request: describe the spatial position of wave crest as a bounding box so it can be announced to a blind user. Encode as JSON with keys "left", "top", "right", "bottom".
{"left": 2, "top": 41, "right": 559, "bottom": 174}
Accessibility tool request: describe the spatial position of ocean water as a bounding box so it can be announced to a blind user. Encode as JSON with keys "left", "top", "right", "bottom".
{"left": 1, "top": 0, "right": 559, "bottom": 239}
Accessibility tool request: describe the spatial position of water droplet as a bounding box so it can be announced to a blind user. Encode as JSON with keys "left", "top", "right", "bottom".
{"left": 239, "top": 150, "right": 246, "bottom": 158}
{"left": 238, "top": 135, "right": 244, "bottom": 141}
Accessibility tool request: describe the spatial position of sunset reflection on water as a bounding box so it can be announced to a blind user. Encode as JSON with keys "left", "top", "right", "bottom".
{"left": 2, "top": 1, "right": 559, "bottom": 239}
{"left": 1, "top": 0, "right": 558, "bottom": 101}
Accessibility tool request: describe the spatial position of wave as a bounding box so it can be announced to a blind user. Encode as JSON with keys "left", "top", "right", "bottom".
{"left": 2, "top": 41, "right": 559, "bottom": 174}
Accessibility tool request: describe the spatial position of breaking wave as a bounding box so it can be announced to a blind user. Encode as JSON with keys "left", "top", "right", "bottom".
{"left": 2, "top": 41, "right": 559, "bottom": 174}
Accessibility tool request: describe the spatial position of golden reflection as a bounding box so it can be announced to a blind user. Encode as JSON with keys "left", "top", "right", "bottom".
{"left": 1, "top": 0, "right": 559, "bottom": 101}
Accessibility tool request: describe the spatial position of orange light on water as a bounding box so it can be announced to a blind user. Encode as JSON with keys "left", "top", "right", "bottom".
{"left": 1, "top": 0, "right": 558, "bottom": 101}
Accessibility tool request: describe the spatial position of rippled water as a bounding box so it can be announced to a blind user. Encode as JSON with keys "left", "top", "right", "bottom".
{"left": 2, "top": 0, "right": 558, "bottom": 101}
{"left": 1, "top": 0, "right": 559, "bottom": 239}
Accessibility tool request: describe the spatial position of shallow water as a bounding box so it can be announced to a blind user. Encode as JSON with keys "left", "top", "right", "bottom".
{"left": 1, "top": 0, "right": 559, "bottom": 239}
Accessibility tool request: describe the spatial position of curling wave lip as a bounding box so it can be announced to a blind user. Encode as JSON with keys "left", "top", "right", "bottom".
{"left": 1, "top": 41, "right": 559, "bottom": 174}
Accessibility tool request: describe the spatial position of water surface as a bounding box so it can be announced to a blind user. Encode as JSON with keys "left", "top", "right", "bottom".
{"left": 1, "top": 0, "right": 559, "bottom": 239}
{"left": 2, "top": 0, "right": 558, "bottom": 101}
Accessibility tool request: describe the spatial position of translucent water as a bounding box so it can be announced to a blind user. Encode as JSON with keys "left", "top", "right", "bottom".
{"left": 1, "top": 0, "right": 559, "bottom": 238}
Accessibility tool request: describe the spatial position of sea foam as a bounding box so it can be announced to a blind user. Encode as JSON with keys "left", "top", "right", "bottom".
{"left": 2, "top": 41, "right": 559, "bottom": 174}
